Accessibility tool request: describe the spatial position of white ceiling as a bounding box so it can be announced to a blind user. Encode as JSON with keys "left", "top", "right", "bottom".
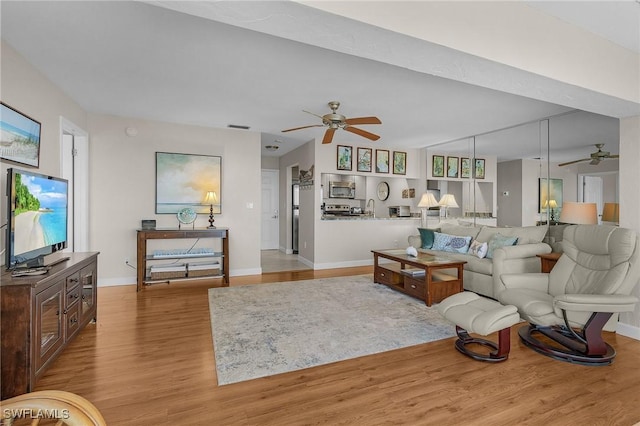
{"left": 1, "top": 1, "right": 637, "bottom": 162}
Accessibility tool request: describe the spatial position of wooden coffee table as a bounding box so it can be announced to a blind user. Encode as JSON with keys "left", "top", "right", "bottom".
{"left": 372, "top": 249, "right": 466, "bottom": 306}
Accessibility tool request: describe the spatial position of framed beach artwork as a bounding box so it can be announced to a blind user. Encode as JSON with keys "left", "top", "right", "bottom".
{"left": 376, "top": 149, "right": 390, "bottom": 173}
{"left": 357, "top": 147, "right": 372, "bottom": 172}
{"left": 432, "top": 155, "right": 444, "bottom": 177}
{"left": 156, "top": 152, "right": 222, "bottom": 214}
{"left": 393, "top": 151, "right": 406, "bottom": 175}
{"left": 474, "top": 158, "right": 486, "bottom": 179}
{"left": 0, "top": 102, "right": 41, "bottom": 168}
{"left": 447, "top": 156, "right": 459, "bottom": 178}
{"left": 337, "top": 145, "right": 352, "bottom": 171}
{"left": 461, "top": 158, "right": 471, "bottom": 178}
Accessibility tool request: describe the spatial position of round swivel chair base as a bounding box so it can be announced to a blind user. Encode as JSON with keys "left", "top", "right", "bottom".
{"left": 518, "top": 324, "right": 616, "bottom": 366}
{"left": 454, "top": 337, "right": 509, "bottom": 362}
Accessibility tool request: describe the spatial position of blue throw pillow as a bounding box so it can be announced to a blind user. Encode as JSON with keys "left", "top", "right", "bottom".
{"left": 431, "top": 232, "right": 472, "bottom": 254}
{"left": 418, "top": 228, "right": 435, "bottom": 249}
{"left": 486, "top": 233, "right": 518, "bottom": 259}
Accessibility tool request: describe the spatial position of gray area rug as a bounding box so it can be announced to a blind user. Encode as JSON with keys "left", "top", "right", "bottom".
{"left": 208, "top": 275, "right": 455, "bottom": 385}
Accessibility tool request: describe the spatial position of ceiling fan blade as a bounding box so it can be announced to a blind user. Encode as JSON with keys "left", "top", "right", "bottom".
{"left": 302, "top": 110, "right": 325, "bottom": 120}
{"left": 344, "top": 126, "right": 380, "bottom": 141}
{"left": 608, "top": 154, "right": 620, "bottom": 159}
{"left": 322, "top": 128, "right": 336, "bottom": 144}
{"left": 345, "top": 116, "right": 381, "bottom": 125}
{"left": 558, "top": 158, "right": 590, "bottom": 167}
{"left": 282, "top": 124, "right": 324, "bottom": 132}
{"left": 589, "top": 158, "right": 601, "bottom": 165}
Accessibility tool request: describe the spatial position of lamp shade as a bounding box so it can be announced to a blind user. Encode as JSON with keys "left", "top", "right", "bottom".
{"left": 438, "top": 194, "right": 459, "bottom": 208}
{"left": 543, "top": 199, "right": 558, "bottom": 209}
{"left": 417, "top": 192, "right": 439, "bottom": 208}
{"left": 559, "top": 202, "right": 597, "bottom": 224}
{"left": 601, "top": 203, "right": 619, "bottom": 223}
{"left": 204, "top": 191, "right": 218, "bottom": 203}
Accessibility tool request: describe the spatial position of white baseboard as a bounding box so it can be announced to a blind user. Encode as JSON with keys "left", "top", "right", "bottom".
{"left": 98, "top": 278, "right": 135, "bottom": 287}
{"left": 617, "top": 322, "right": 640, "bottom": 340}
{"left": 312, "top": 259, "right": 374, "bottom": 270}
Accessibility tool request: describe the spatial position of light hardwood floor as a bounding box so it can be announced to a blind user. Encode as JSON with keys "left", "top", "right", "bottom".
{"left": 34, "top": 268, "right": 640, "bottom": 425}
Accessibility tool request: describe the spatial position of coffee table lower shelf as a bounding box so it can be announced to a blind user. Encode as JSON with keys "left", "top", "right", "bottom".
{"left": 372, "top": 249, "right": 466, "bottom": 306}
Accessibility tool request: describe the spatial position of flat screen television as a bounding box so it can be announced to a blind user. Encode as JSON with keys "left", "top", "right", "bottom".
{"left": 5, "top": 168, "right": 69, "bottom": 269}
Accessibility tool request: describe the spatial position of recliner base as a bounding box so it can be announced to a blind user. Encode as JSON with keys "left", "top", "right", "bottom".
{"left": 518, "top": 323, "right": 616, "bottom": 366}
{"left": 455, "top": 326, "right": 511, "bottom": 362}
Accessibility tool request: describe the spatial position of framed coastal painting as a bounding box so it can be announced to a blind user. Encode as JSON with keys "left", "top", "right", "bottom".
{"left": 432, "top": 155, "right": 444, "bottom": 177}
{"left": 337, "top": 145, "right": 352, "bottom": 171}
{"left": 156, "top": 152, "right": 222, "bottom": 214}
{"left": 0, "top": 102, "right": 41, "bottom": 168}
{"left": 447, "top": 156, "right": 459, "bottom": 178}
{"left": 357, "top": 147, "right": 372, "bottom": 172}
{"left": 461, "top": 158, "right": 471, "bottom": 178}
{"left": 393, "top": 151, "right": 406, "bottom": 175}
{"left": 538, "top": 178, "right": 563, "bottom": 214}
{"left": 376, "top": 149, "right": 390, "bottom": 173}
{"left": 474, "top": 158, "right": 486, "bottom": 179}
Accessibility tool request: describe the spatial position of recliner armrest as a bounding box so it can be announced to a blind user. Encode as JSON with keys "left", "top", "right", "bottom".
{"left": 492, "top": 242, "right": 552, "bottom": 260}
{"left": 501, "top": 273, "right": 550, "bottom": 292}
{"left": 554, "top": 294, "right": 639, "bottom": 313}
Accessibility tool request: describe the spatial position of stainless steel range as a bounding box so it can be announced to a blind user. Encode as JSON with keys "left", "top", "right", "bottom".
{"left": 324, "top": 204, "right": 351, "bottom": 215}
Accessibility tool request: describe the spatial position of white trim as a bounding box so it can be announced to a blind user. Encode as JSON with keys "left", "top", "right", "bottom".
{"left": 617, "top": 322, "right": 640, "bottom": 341}
{"left": 312, "top": 258, "right": 373, "bottom": 270}
{"left": 230, "top": 268, "right": 262, "bottom": 277}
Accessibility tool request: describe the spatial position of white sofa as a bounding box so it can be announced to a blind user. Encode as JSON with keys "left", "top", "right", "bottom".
{"left": 408, "top": 222, "right": 551, "bottom": 300}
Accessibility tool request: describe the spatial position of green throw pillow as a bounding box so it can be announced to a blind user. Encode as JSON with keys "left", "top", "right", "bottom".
{"left": 486, "top": 233, "right": 518, "bottom": 259}
{"left": 418, "top": 228, "right": 435, "bottom": 249}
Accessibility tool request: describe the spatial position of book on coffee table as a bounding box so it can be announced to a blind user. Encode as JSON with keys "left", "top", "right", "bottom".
{"left": 401, "top": 268, "right": 426, "bottom": 277}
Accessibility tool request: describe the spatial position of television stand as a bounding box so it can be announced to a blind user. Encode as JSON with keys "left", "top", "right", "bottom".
{"left": 44, "top": 255, "right": 70, "bottom": 267}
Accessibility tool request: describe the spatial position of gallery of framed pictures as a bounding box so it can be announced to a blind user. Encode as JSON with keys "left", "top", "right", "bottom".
{"left": 156, "top": 152, "right": 222, "bottom": 214}
{"left": 432, "top": 155, "right": 485, "bottom": 179}
{"left": 0, "top": 102, "right": 41, "bottom": 168}
{"left": 336, "top": 145, "right": 407, "bottom": 175}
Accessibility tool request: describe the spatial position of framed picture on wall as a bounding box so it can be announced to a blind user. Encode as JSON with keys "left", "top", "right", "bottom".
{"left": 0, "top": 102, "right": 41, "bottom": 168}
{"left": 538, "top": 178, "right": 563, "bottom": 214}
{"left": 357, "top": 147, "right": 372, "bottom": 172}
{"left": 447, "top": 156, "right": 459, "bottom": 178}
{"left": 432, "top": 155, "right": 444, "bottom": 177}
{"left": 474, "top": 158, "right": 486, "bottom": 179}
{"left": 392, "top": 151, "right": 406, "bottom": 175}
{"left": 156, "top": 152, "right": 222, "bottom": 214}
{"left": 461, "top": 158, "right": 471, "bottom": 178}
{"left": 376, "top": 149, "right": 390, "bottom": 173}
{"left": 337, "top": 145, "right": 352, "bottom": 171}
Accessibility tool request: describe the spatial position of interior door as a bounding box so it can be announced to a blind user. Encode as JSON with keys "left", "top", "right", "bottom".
{"left": 261, "top": 170, "right": 279, "bottom": 250}
{"left": 581, "top": 175, "right": 603, "bottom": 222}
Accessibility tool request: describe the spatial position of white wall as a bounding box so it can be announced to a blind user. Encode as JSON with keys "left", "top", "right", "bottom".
{"left": 87, "top": 113, "right": 262, "bottom": 285}
{"left": 0, "top": 41, "right": 87, "bottom": 259}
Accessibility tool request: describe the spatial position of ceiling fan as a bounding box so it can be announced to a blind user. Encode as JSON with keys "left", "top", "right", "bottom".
{"left": 282, "top": 101, "right": 381, "bottom": 144}
{"left": 558, "top": 144, "right": 619, "bottom": 167}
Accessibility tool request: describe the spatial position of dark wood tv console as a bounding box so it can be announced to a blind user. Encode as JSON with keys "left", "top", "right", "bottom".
{"left": 0, "top": 252, "right": 99, "bottom": 399}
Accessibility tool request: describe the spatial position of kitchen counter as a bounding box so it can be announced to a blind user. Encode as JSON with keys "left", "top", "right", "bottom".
{"left": 321, "top": 215, "right": 420, "bottom": 221}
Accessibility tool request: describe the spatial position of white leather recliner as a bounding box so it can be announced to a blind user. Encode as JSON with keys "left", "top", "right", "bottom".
{"left": 498, "top": 225, "right": 640, "bottom": 365}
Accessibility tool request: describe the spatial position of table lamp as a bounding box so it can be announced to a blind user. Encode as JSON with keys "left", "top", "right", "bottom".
{"left": 417, "top": 192, "right": 439, "bottom": 227}
{"left": 203, "top": 191, "right": 218, "bottom": 228}
{"left": 559, "top": 202, "right": 597, "bottom": 225}
{"left": 601, "top": 203, "right": 619, "bottom": 224}
{"left": 543, "top": 199, "right": 558, "bottom": 222}
{"left": 438, "top": 194, "right": 459, "bottom": 219}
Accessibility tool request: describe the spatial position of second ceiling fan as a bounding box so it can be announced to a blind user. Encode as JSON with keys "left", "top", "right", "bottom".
{"left": 282, "top": 101, "right": 381, "bottom": 144}
{"left": 559, "top": 144, "right": 619, "bottom": 167}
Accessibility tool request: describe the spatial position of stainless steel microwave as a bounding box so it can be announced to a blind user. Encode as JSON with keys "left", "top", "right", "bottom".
{"left": 328, "top": 181, "right": 355, "bottom": 199}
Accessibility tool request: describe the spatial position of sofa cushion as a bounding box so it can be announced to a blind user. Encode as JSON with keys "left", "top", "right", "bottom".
{"left": 432, "top": 232, "right": 473, "bottom": 254}
{"left": 476, "top": 226, "right": 547, "bottom": 245}
{"left": 440, "top": 223, "right": 482, "bottom": 239}
{"left": 417, "top": 228, "right": 436, "bottom": 249}
{"left": 486, "top": 233, "right": 518, "bottom": 259}
{"left": 468, "top": 240, "right": 489, "bottom": 258}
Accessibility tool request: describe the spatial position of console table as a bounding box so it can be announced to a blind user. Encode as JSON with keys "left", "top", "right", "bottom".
{"left": 136, "top": 228, "right": 229, "bottom": 291}
{"left": 372, "top": 249, "right": 465, "bottom": 306}
{"left": 1, "top": 252, "right": 99, "bottom": 399}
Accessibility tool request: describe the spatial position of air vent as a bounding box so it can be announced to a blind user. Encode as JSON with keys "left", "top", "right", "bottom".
{"left": 227, "top": 124, "right": 250, "bottom": 130}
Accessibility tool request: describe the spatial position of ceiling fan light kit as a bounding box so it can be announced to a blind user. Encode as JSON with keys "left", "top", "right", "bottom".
{"left": 282, "top": 101, "right": 381, "bottom": 144}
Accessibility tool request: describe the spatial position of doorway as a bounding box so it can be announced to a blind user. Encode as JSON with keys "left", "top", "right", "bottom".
{"left": 60, "top": 117, "right": 89, "bottom": 252}
{"left": 578, "top": 171, "right": 619, "bottom": 223}
{"left": 261, "top": 169, "right": 279, "bottom": 250}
